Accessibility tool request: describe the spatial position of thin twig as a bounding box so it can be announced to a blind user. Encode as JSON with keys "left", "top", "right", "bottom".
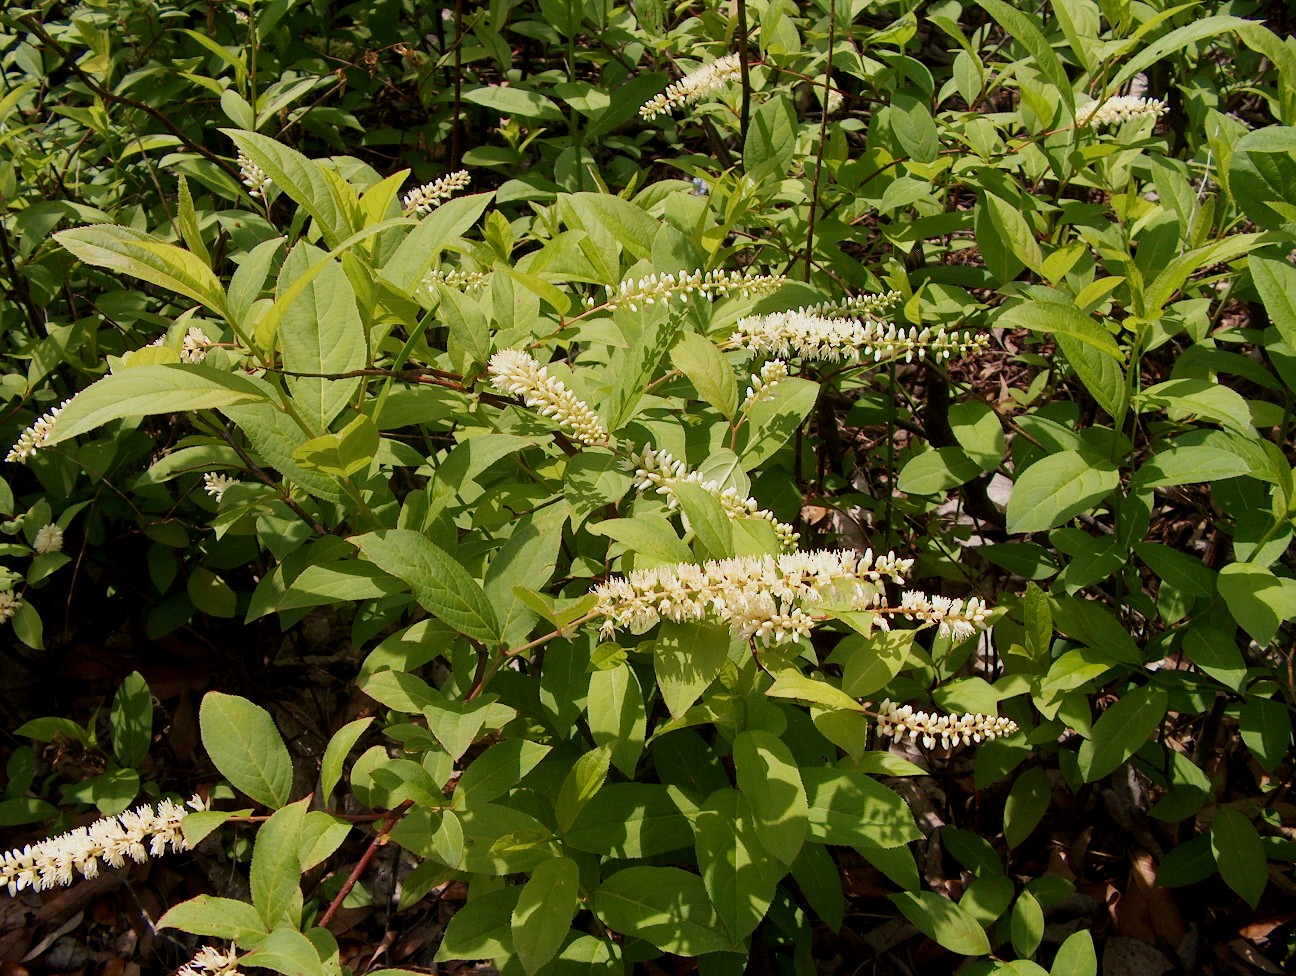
{"left": 318, "top": 800, "right": 412, "bottom": 929}
{"left": 804, "top": 0, "right": 836, "bottom": 280}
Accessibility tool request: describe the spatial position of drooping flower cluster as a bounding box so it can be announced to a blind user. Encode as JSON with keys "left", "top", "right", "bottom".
{"left": 592, "top": 549, "right": 913, "bottom": 645}
{"left": 203, "top": 472, "right": 239, "bottom": 502}
{"left": 591, "top": 269, "right": 785, "bottom": 312}
{"left": 875, "top": 699, "right": 1019, "bottom": 749}
{"left": 421, "top": 268, "right": 490, "bottom": 292}
{"left": 1, "top": 795, "right": 207, "bottom": 895}
{"left": 5, "top": 400, "right": 69, "bottom": 464}
{"left": 177, "top": 945, "right": 243, "bottom": 976}
{"left": 729, "top": 311, "right": 988, "bottom": 364}
{"left": 895, "top": 591, "right": 991, "bottom": 643}
{"left": 0, "top": 590, "right": 20, "bottom": 623}
{"left": 488, "top": 350, "right": 609, "bottom": 446}
{"left": 798, "top": 291, "right": 901, "bottom": 320}
{"left": 1075, "top": 95, "right": 1168, "bottom": 129}
{"left": 742, "top": 359, "right": 790, "bottom": 412}
{"left": 236, "top": 151, "right": 270, "bottom": 199}
{"left": 625, "top": 446, "right": 799, "bottom": 549}
{"left": 640, "top": 53, "right": 742, "bottom": 120}
{"left": 33, "top": 524, "right": 63, "bottom": 555}
{"left": 402, "top": 170, "right": 471, "bottom": 215}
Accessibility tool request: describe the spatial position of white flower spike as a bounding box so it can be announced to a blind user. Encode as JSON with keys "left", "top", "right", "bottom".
{"left": 640, "top": 54, "right": 743, "bottom": 120}
{"left": 203, "top": 473, "right": 239, "bottom": 502}
{"left": 236, "top": 152, "right": 270, "bottom": 199}
{"left": 177, "top": 944, "right": 243, "bottom": 976}
{"left": 33, "top": 524, "right": 63, "bottom": 555}
{"left": 729, "top": 310, "right": 987, "bottom": 364}
{"left": 488, "top": 350, "right": 609, "bottom": 447}
{"left": 591, "top": 269, "right": 784, "bottom": 312}
{"left": 6, "top": 400, "right": 69, "bottom": 464}
{"left": 1075, "top": 95, "right": 1167, "bottom": 129}
{"left": 876, "top": 699, "right": 1018, "bottom": 749}
{"left": 403, "top": 170, "right": 471, "bottom": 215}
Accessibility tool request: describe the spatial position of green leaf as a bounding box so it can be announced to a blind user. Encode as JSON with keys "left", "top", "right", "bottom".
{"left": 294, "top": 414, "right": 379, "bottom": 478}
{"left": 1181, "top": 629, "right": 1246, "bottom": 692}
{"left": 465, "top": 85, "right": 564, "bottom": 121}
{"left": 949, "top": 401, "right": 1005, "bottom": 468}
{"left": 996, "top": 301, "right": 1121, "bottom": 357}
{"left": 159, "top": 895, "right": 268, "bottom": 947}
{"left": 790, "top": 844, "right": 845, "bottom": 931}
{"left": 1210, "top": 806, "right": 1267, "bottom": 909}
{"left": 1003, "top": 766, "right": 1050, "bottom": 848}
{"left": 890, "top": 891, "right": 991, "bottom": 956}
{"left": 381, "top": 192, "right": 494, "bottom": 292}
{"left": 49, "top": 365, "right": 270, "bottom": 445}
{"left": 1056, "top": 332, "right": 1127, "bottom": 421}
{"left": 422, "top": 697, "right": 502, "bottom": 759}
{"left": 897, "top": 446, "right": 984, "bottom": 494}
{"left": 733, "top": 730, "right": 808, "bottom": 867}
{"left": 588, "top": 664, "right": 646, "bottom": 776}
{"left": 741, "top": 377, "right": 818, "bottom": 469}
{"left": 513, "top": 857, "right": 581, "bottom": 975}
{"left": 671, "top": 332, "right": 738, "bottom": 421}
{"left": 1218, "top": 562, "right": 1296, "bottom": 646}
{"left": 1051, "top": 931, "right": 1097, "bottom": 976}
{"left": 1133, "top": 445, "right": 1251, "bottom": 489}
{"left": 278, "top": 254, "right": 367, "bottom": 430}
{"left": 352, "top": 530, "right": 500, "bottom": 644}
{"left": 455, "top": 740, "right": 551, "bottom": 807}
{"left": 766, "top": 669, "right": 862, "bottom": 712}
{"left": 1251, "top": 253, "right": 1296, "bottom": 349}
{"left": 890, "top": 92, "right": 939, "bottom": 163}
{"left": 1109, "top": 16, "right": 1250, "bottom": 90}
{"left": 565, "top": 783, "right": 690, "bottom": 858}
{"left": 695, "top": 789, "right": 782, "bottom": 942}
{"left": 744, "top": 95, "right": 799, "bottom": 179}
{"left": 1138, "top": 379, "right": 1252, "bottom": 433}
{"left": 1240, "top": 698, "right": 1293, "bottom": 773}
{"left": 1006, "top": 452, "right": 1119, "bottom": 534}
{"left": 435, "top": 887, "right": 518, "bottom": 963}
{"left": 595, "top": 867, "right": 734, "bottom": 955}
{"left": 199, "top": 692, "right": 294, "bottom": 808}
{"left": 250, "top": 800, "right": 307, "bottom": 929}
{"left": 839, "top": 631, "right": 913, "bottom": 699}
{"left": 1076, "top": 686, "right": 1169, "bottom": 782}
{"left": 654, "top": 620, "right": 732, "bottom": 718}
{"left": 671, "top": 481, "right": 735, "bottom": 560}
{"left": 803, "top": 767, "right": 922, "bottom": 848}
{"left": 587, "top": 516, "right": 693, "bottom": 565}
{"left": 55, "top": 224, "right": 228, "bottom": 319}
{"left": 1011, "top": 890, "right": 1044, "bottom": 958}
{"left": 556, "top": 746, "right": 612, "bottom": 834}
{"left": 971, "top": 0, "right": 1075, "bottom": 118}
{"left": 223, "top": 129, "right": 357, "bottom": 248}
{"left": 110, "top": 671, "right": 152, "bottom": 768}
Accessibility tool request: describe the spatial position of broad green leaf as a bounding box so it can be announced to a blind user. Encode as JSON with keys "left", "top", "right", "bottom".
{"left": 564, "top": 783, "right": 690, "bottom": 857}
{"left": 671, "top": 332, "right": 738, "bottom": 420}
{"left": 1138, "top": 379, "right": 1252, "bottom": 433}
{"left": 744, "top": 95, "right": 799, "bottom": 179}
{"left": 897, "top": 446, "right": 983, "bottom": 494}
{"left": 595, "top": 867, "right": 734, "bottom": 955}
{"left": 1240, "top": 698, "right": 1293, "bottom": 772}
{"left": 1076, "top": 686, "right": 1169, "bottom": 782}
{"left": 766, "top": 669, "right": 861, "bottom": 712}
{"left": 971, "top": 0, "right": 1075, "bottom": 118}
{"left": 1109, "top": 16, "right": 1250, "bottom": 89}
{"left": 996, "top": 301, "right": 1121, "bottom": 357}
{"left": 803, "top": 767, "right": 922, "bottom": 848}
{"left": 513, "top": 857, "right": 580, "bottom": 975}
{"left": 839, "top": 631, "right": 913, "bottom": 699}
{"left": 556, "top": 746, "right": 612, "bottom": 834}
{"left": 223, "top": 129, "right": 357, "bottom": 248}
{"left": 423, "top": 697, "right": 506, "bottom": 759}
{"left": 1003, "top": 766, "right": 1050, "bottom": 848}
{"left": 695, "top": 789, "right": 782, "bottom": 942}
{"left": 250, "top": 800, "right": 307, "bottom": 929}
{"left": 49, "top": 365, "right": 270, "bottom": 445}
{"left": 455, "top": 740, "right": 551, "bottom": 807}
{"left": 55, "top": 224, "right": 228, "bottom": 318}
{"left": 654, "top": 620, "right": 732, "bottom": 718}
{"left": 110, "top": 671, "right": 152, "bottom": 769}
{"left": 949, "top": 401, "right": 1005, "bottom": 467}
{"left": 381, "top": 192, "right": 494, "bottom": 292}
{"left": 1051, "top": 931, "right": 1097, "bottom": 976}
{"left": 1011, "top": 890, "right": 1044, "bottom": 958}
{"left": 1181, "top": 629, "right": 1246, "bottom": 692}
{"left": 1056, "top": 332, "right": 1127, "bottom": 421}
{"left": 790, "top": 844, "right": 844, "bottom": 931}
{"left": 1210, "top": 806, "right": 1266, "bottom": 908}
{"left": 1250, "top": 253, "right": 1296, "bottom": 349}
{"left": 278, "top": 253, "right": 366, "bottom": 429}
{"left": 352, "top": 530, "right": 500, "bottom": 644}
{"left": 159, "top": 895, "right": 268, "bottom": 947}
{"left": 465, "top": 85, "right": 564, "bottom": 120}
{"left": 434, "top": 887, "right": 518, "bottom": 963}
{"left": 587, "top": 516, "right": 693, "bottom": 565}
{"left": 588, "top": 664, "right": 646, "bottom": 776}
{"left": 733, "top": 730, "right": 808, "bottom": 866}
{"left": 671, "top": 481, "right": 734, "bottom": 560}
{"left": 1007, "top": 452, "right": 1119, "bottom": 534}
{"left": 741, "top": 377, "right": 818, "bottom": 469}
{"left": 199, "top": 692, "right": 294, "bottom": 808}
{"left": 1218, "top": 562, "right": 1296, "bottom": 646}
{"left": 890, "top": 891, "right": 991, "bottom": 955}
{"left": 483, "top": 506, "right": 567, "bottom": 645}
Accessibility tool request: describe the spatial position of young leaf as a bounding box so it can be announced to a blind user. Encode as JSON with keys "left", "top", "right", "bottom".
{"left": 199, "top": 692, "right": 294, "bottom": 809}
{"left": 1076, "top": 686, "right": 1169, "bottom": 783}
{"left": 250, "top": 799, "right": 308, "bottom": 929}
{"left": 512, "top": 857, "right": 581, "bottom": 975}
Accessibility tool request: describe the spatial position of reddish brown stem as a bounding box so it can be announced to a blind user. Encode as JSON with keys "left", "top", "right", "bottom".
{"left": 318, "top": 800, "right": 412, "bottom": 929}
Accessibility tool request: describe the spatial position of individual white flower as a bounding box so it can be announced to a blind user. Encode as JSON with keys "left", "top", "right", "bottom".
{"left": 895, "top": 591, "right": 991, "bottom": 643}
{"left": 488, "top": 350, "right": 609, "bottom": 446}
{"left": 33, "top": 524, "right": 63, "bottom": 555}
{"left": 590, "top": 269, "right": 784, "bottom": 312}
{"left": 177, "top": 944, "right": 243, "bottom": 976}
{"left": 742, "top": 360, "right": 790, "bottom": 412}
{"left": 236, "top": 151, "right": 271, "bottom": 199}
{"left": 0, "top": 590, "right": 20, "bottom": 624}
{"left": 875, "top": 699, "right": 1018, "bottom": 749}
{"left": 403, "top": 170, "right": 470, "bottom": 215}
{"left": 5, "top": 400, "right": 69, "bottom": 464}
{"left": 421, "top": 268, "right": 490, "bottom": 292}
{"left": 729, "top": 311, "right": 987, "bottom": 364}
{"left": 592, "top": 548, "right": 913, "bottom": 646}
{"left": 640, "top": 53, "right": 742, "bottom": 120}
{"left": 625, "top": 445, "right": 799, "bottom": 549}
{"left": 181, "top": 326, "right": 212, "bottom": 364}
{"left": 1074, "top": 95, "right": 1168, "bottom": 129}
{"left": 0, "top": 795, "right": 207, "bottom": 896}
{"left": 203, "top": 473, "right": 239, "bottom": 502}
